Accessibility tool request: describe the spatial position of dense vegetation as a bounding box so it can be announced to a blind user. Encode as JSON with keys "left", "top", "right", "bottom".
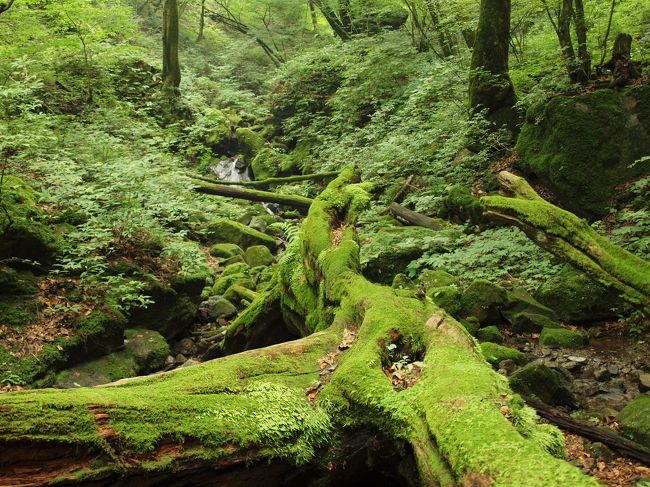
{"left": 0, "top": 0, "right": 649, "bottom": 485}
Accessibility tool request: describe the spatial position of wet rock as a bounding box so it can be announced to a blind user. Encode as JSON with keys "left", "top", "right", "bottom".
{"left": 175, "top": 353, "right": 187, "bottom": 364}
{"left": 607, "top": 365, "right": 620, "bottom": 377}
{"left": 498, "top": 359, "right": 517, "bottom": 375}
{"left": 568, "top": 356, "right": 587, "bottom": 363}
{"left": 179, "top": 359, "right": 201, "bottom": 368}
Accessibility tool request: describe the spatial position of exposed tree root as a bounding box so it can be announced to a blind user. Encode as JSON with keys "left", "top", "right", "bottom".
{"left": 0, "top": 168, "right": 597, "bottom": 486}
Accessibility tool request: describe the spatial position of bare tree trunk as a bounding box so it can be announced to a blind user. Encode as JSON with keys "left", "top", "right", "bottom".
{"left": 573, "top": 0, "right": 591, "bottom": 82}
{"left": 162, "top": 0, "right": 181, "bottom": 92}
{"left": 197, "top": 0, "right": 205, "bottom": 41}
{"left": 308, "top": 0, "right": 319, "bottom": 33}
{"left": 468, "top": 0, "right": 518, "bottom": 134}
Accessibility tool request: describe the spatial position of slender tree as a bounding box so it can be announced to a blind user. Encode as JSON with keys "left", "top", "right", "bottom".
{"left": 468, "top": 0, "right": 518, "bottom": 133}
{"left": 162, "top": 0, "right": 181, "bottom": 93}
{"left": 197, "top": 0, "right": 206, "bottom": 41}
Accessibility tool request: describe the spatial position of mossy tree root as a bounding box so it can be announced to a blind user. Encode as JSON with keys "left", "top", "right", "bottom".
{"left": 482, "top": 171, "right": 650, "bottom": 314}
{"left": 0, "top": 169, "right": 596, "bottom": 486}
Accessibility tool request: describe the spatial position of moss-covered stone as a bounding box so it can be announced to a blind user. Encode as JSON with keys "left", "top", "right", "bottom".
{"left": 0, "top": 176, "right": 62, "bottom": 267}
{"left": 480, "top": 342, "right": 526, "bottom": 366}
{"left": 510, "top": 362, "right": 576, "bottom": 406}
{"left": 360, "top": 226, "right": 444, "bottom": 284}
{"left": 517, "top": 85, "right": 650, "bottom": 218}
{"left": 251, "top": 148, "right": 290, "bottom": 180}
{"left": 618, "top": 394, "right": 650, "bottom": 448}
{"left": 221, "top": 262, "right": 250, "bottom": 277}
{"left": 392, "top": 273, "right": 416, "bottom": 290}
{"left": 54, "top": 329, "right": 170, "bottom": 388}
{"left": 244, "top": 245, "right": 275, "bottom": 268}
{"left": 209, "top": 243, "right": 244, "bottom": 259}
{"left": 439, "top": 185, "right": 483, "bottom": 224}
{"left": 419, "top": 270, "right": 459, "bottom": 291}
{"left": 236, "top": 127, "right": 265, "bottom": 162}
{"left": 536, "top": 266, "right": 626, "bottom": 322}
{"left": 476, "top": 325, "right": 503, "bottom": 344}
{"left": 502, "top": 287, "right": 560, "bottom": 333}
{"left": 212, "top": 272, "right": 255, "bottom": 296}
{"left": 0, "top": 267, "right": 39, "bottom": 327}
{"left": 539, "top": 327, "right": 586, "bottom": 349}
{"left": 426, "top": 285, "right": 462, "bottom": 314}
{"left": 203, "top": 218, "right": 277, "bottom": 250}
{"left": 459, "top": 279, "right": 507, "bottom": 324}
{"left": 459, "top": 316, "right": 480, "bottom": 336}
{"left": 201, "top": 296, "right": 237, "bottom": 319}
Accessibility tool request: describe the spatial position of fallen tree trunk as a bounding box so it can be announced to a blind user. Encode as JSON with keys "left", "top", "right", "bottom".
{"left": 194, "top": 184, "right": 313, "bottom": 210}
{"left": 0, "top": 169, "right": 597, "bottom": 486}
{"left": 481, "top": 171, "right": 650, "bottom": 314}
{"left": 190, "top": 172, "right": 338, "bottom": 188}
{"left": 526, "top": 397, "right": 650, "bottom": 465}
{"left": 389, "top": 202, "right": 445, "bottom": 230}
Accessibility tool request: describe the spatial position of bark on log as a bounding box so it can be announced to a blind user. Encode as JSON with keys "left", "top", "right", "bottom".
{"left": 526, "top": 397, "right": 650, "bottom": 466}
{"left": 0, "top": 169, "right": 598, "bottom": 486}
{"left": 194, "top": 184, "right": 313, "bottom": 210}
{"left": 481, "top": 171, "right": 650, "bottom": 314}
{"left": 388, "top": 202, "right": 444, "bottom": 230}
{"left": 190, "top": 171, "right": 338, "bottom": 188}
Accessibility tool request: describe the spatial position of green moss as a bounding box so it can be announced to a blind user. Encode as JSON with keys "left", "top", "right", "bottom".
{"left": 439, "top": 185, "right": 483, "bottom": 224}
{"left": 459, "top": 279, "right": 507, "bottom": 324}
{"left": 419, "top": 270, "right": 459, "bottom": 291}
{"left": 251, "top": 148, "right": 290, "bottom": 180}
{"left": 480, "top": 342, "right": 526, "bottom": 366}
{"left": 212, "top": 272, "right": 255, "bottom": 295}
{"left": 460, "top": 316, "right": 480, "bottom": 336}
{"left": 0, "top": 176, "right": 63, "bottom": 266}
{"left": 539, "top": 327, "right": 585, "bottom": 349}
{"left": 509, "top": 363, "right": 575, "bottom": 406}
{"left": 209, "top": 243, "right": 244, "bottom": 259}
{"left": 244, "top": 245, "right": 275, "bottom": 267}
{"left": 476, "top": 325, "right": 503, "bottom": 344}
{"left": 502, "top": 287, "right": 559, "bottom": 333}
{"left": 536, "top": 265, "right": 626, "bottom": 322}
{"left": 203, "top": 218, "right": 277, "bottom": 250}
{"left": 392, "top": 273, "right": 416, "bottom": 290}
{"left": 236, "top": 127, "right": 265, "bottom": 162}
{"left": 517, "top": 86, "right": 650, "bottom": 218}
{"left": 426, "top": 285, "right": 462, "bottom": 314}
{"left": 221, "top": 262, "right": 250, "bottom": 277}
{"left": 618, "top": 394, "right": 650, "bottom": 448}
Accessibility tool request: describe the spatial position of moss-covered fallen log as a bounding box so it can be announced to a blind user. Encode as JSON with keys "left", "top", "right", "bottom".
{"left": 194, "top": 184, "right": 313, "bottom": 210}
{"left": 388, "top": 202, "right": 445, "bottom": 230}
{"left": 482, "top": 171, "right": 650, "bottom": 314}
{"left": 0, "top": 169, "right": 596, "bottom": 486}
{"left": 190, "top": 171, "right": 338, "bottom": 188}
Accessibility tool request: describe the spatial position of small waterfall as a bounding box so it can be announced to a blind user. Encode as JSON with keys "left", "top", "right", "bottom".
{"left": 210, "top": 156, "right": 251, "bottom": 183}
{"left": 210, "top": 156, "right": 280, "bottom": 215}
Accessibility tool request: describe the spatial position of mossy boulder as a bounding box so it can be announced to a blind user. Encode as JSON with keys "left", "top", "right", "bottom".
{"left": 480, "top": 342, "right": 526, "bottom": 366}
{"left": 244, "top": 245, "right": 275, "bottom": 268}
{"left": 618, "top": 394, "right": 650, "bottom": 448}
{"left": 212, "top": 272, "right": 255, "bottom": 296}
{"left": 251, "top": 148, "right": 292, "bottom": 180}
{"left": 439, "top": 185, "right": 483, "bottom": 224}
{"left": 0, "top": 268, "right": 39, "bottom": 327}
{"left": 54, "top": 328, "right": 170, "bottom": 388}
{"left": 360, "top": 226, "right": 445, "bottom": 284}
{"left": 200, "top": 296, "right": 237, "bottom": 320}
{"left": 459, "top": 279, "right": 507, "bottom": 324}
{"left": 203, "top": 218, "right": 277, "bottom": 250}
{"left": 236, "top": 127, "right": 265, "bottom": 162}
{"left": 426, "top": 285, "right": 462, "bottom": 315}
{"left": 0, "top": 176, "right": 62, "bottom": 267}
{"left": 517, "top": 84, "right": 650, "bottom": 218}
{"left": 536, "top": 265, "right": 626, "bottom": 322}
{"left": 128, "top": 276, "right": 202, "bottom": 340}
{"left": 510, "top": 362, "right": 576, "bottom": 406}
{"left": 221, "top": 262, "right": 250, "bottom": 277}
{"left": 502, "top": 287, "right": 560, "bottom": 333}
{"left": 419, "top": 270, "right": 459, "bottom": 291}
{"left": 539, "top": 327, "right": 586, "bottom": 349}
{"left": 476, "top": 325, "right": 503, "bottom": 344}
{"left": 209, "top": 243, "right": 244, "bottom": 259}
{"left": 392, "top": 273, "right": 416, "bottom": 290}
{"left": 460, "top": 316, "right": 480, "bottom": 336}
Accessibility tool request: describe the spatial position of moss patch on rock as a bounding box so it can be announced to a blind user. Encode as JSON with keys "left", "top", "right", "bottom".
{"left": 203, "top": 218, "right": 277, "bottom": 250}
{"left": 618, "top": 394, "right": 650, "bottom": 448}
{"left": 539, "top": 327, "right": 585, "bottom": 349}
{"left": 510, "top": 362, "right": 575, "bottom": 406}
{"left": 517, "top": 85, "right": 650, "bottom": 218}
{"left": 209, "top": 243, "right": 244, "bottom": 259}
{"left": 476, "top": 325, "right": 503, "bottom": 344}
{"left": 459, "top": 279, "right": 507, "bottom": 324}
{"left": 480, "top": 342, "right": 526, "bottom": 366}
{"left": 244, "top": 245, "right": 275, "bottom": 267}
